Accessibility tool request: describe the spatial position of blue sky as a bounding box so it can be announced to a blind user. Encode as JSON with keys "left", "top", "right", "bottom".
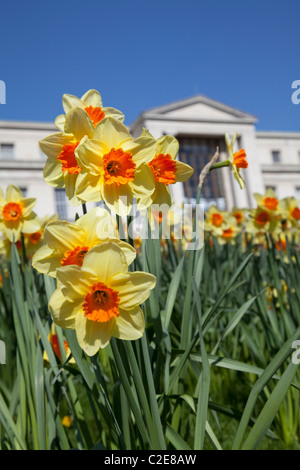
{"left": 0, "top": 0, "right": 299, "bottom": 130}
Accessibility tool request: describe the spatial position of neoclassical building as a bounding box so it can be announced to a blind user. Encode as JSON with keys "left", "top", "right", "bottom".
{"left": 0, "top": 94, "right": 299, "bottom": 219}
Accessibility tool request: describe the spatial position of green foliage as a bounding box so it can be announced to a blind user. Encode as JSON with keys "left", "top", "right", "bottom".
{"left": 0, "top": 231, "right": 300, "bottom": 450}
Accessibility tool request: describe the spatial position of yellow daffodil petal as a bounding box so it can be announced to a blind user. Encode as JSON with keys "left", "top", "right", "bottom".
{"left": 75, "top": 313, "right": 116, "bottom": 355}
{"left": 76, "top": 138, "right": 106, "bottom": 175}
{"left": 81, "top": 243, "right": 128, "bottom": 281}
{"left": 157, "top": 135, "right": 179, "bottom": 158}
{"left": 131, "top": 165, "right": 156, "bottom": 208}
{"left": 21, "top": 213, "right": 41, "bottom": 234}
{"left": 49, "top": 289, "right": 82, "bottom": 329}
{"left": 39, "top": 133, "right": 76, "bottom": 161}
{"left": 56, "top": 265, "right": 98, "bottom": 301}
{"left": 102, "top": 182, "right": 133, "bottom": 216}
{"left": 43, "top": 158, "right": 65, "bottom": 187}
{"left": 75, "top": 172, "right": 102, "bottom": 203}
{"left": 80, "top": 89, "right": 103, "bottom": 108}
{"left": 152, "top": 181, "right": 172, "bottom": 207}
{"left": 21, "top": 198, "right": 38, "bottom": 217}
{"left": 32, "top": 244, "right": 59, "bottom": 277}
{"left": 175, "top": 161, "right": 194, "bottom": 182}
{"left": 102, "top": 106, "right": 125, "bottom": 123}
{"left": 112, "top": 306, "right": 145, "bottom": 341}
{"left": 55, "top": 114, "right": 65, "bottom": 131}
{"left": 64, "top": 107, "right": 95, "bottom": 141}
{"left": 6, "top": 185, "right": 24, "bottom": 202}
{"left": 44, "top": 220, "right": 86, "bottom": 252}
{"left": 93, "top": 116, "right": 131, "bottom": 150}
{"left": 109, "top": 271, "right": 156, "bottom": 310}
{"left": 62, "top": 94, "right": 84, "bottom": 114}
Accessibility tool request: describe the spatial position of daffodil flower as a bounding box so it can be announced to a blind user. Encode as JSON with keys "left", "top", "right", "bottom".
{"left": 0, "top": 185, "right": 41, "bottom": 242}
{"left": 140, "top": 130, "right": 194, "bottom": 207}
{"left": 75, "top": 117, "right": 157, "bottom": 215}
{"left": 225, "top": 133, "right": 248, "bottom": 189}
{"left": 48, "top": 243, "right": 156, "bottom": 355}
{"left": 253, "top": 188, "right": 281, "bottom": 212}
{"left": 32, "top": 207, "right": 136, "bottom": 277}
{"left": 55, "top": 89, "right": 124, "bottom": 131}
{"left": 40, "top": 107, "right": 98, "bottom": 206}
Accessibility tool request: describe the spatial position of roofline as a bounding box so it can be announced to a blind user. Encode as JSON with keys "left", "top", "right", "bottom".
{"left": 256, "top": 131, "right": 300, "bottom": 139}
{"left": 130, "top": 94, "right": 258, "bottom": 129}
{"left": 0, "top": 120, "right": 56, "bottom": 131}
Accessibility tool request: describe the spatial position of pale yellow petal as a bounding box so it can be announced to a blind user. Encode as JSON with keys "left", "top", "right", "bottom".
{"left": 109, "top": 271, "right": 156, "bottom": 310}
{"left": 44, "top": 221, "right": 86, "bottom": 252}
{"left": 55, "top": 114, "right": 66, "bottom": 131}
{"left": 56, "top": 265, "right": 98, "bottom": 301}
{"left": 22, "top": 213, "right": 41, "bottom": 234}
{"left": 75, "top": 313, "right": 116, "bottom": 355}
{"left": 157, "top": 135, "right": 179, "bottom": 159}
{"left": 102, "top": 182, "right": 133, "bottom": 216}
{"left": 21, "top": 198, "right": 37, "bottom": 217}
{"left": 64, "top": 107, "right": 95, "bottom": 141}
{"left": 76, "top": 139, "right": 106, "bottom": 175}
{"left": 152, "top": 181, "right": 172, "bottom": 207}
{"left": 43, "top": 158, "right": 65, "bottom": 187}
{"left": 93, "top": 116, "right": 131, "bottom": 149}
{"left": 102, "top": 107, "right": 124, "bottom": 122}
{"left": 49, "top": 288, "right": 82, "bottom": 329}
{"left": 131, "top": 165, "right": 156, "bottom": 209}
{"left": 39, "top": 133, "right": 75, "bottom": 161}
{"left": 175, "top": 161, "right": 194, "bottom": 182}
{"left": 32, "top": 244, "right": 60, "bottom": 277}
{"left": 6, "top": 185, "right": 24, "bottom": 202}
{"left": 75, "top": 172, "right": 102, "bottom": 203}
{"left": 82, "top": 243, "right": 128, "bottom": 281}
{"left": 113, "top": 306, "right": 145, "bottom": 341}
{"left": 80, "top": 89, "right": 103, "bottom": 108}
{"left": 62, "top": 93, "right": 84, "bottom": 113}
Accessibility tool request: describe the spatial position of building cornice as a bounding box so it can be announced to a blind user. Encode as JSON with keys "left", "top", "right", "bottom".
{"left": 0, "top": 120, "right": 56, "bottom": 132}
{"left": 261, "top": 164, "right": 300, "bottom": 173}
{"left": 257, "top": 131, "right": 300, "bottom": 139}
{"left": 0, "top": 160, "right": 44, "bottom": 170}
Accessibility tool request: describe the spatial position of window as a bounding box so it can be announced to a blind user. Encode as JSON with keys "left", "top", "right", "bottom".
{"left": 295, "top": 187, "right": 300, "bottom": 202}
{"left": 0, "top": 143, "right": 14, "bottom": 159}
{"left": 177, "top": 136, "right": 226, "bottom": 208}
{"left": 272, "top": 150, "right": 281, "bottom": 163}
{"left": 55, "top": 188, "right": 68, "bottom": 220}
{"left": 19, "top": 187, "right": 27, "bottom": 197}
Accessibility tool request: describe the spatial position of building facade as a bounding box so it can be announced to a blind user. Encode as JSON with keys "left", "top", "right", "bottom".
{"left": 0, "top": 95, "right": 299, "bottom": 219}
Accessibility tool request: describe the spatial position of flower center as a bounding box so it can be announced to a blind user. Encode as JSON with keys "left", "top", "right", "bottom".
{"left": 222, "top": 228, "right": 234, "bottom": 238}
{"left": 57, "top": 142, "right": 81, "bottom": 174}
{"left": 148, "top": 154, "right": 176, "bottom": 185}
{"left": 212, "top": 213, "right": 223, "bottom": 227}
{"left": 263, "top": 197, "right": 278, "bottom": 210}
{"left": 233, "top": 212, "right": 243, "bottom": 224}
{"left": 28, "top": 231, "right": 42, "bottom": 244}
{"left": 61, "top": 246, "right": 89, "bottom": 267}
{"left": 291, "top": 207, "right": 300, "bottom": 220}
{"left": 84, "top": 105, "right": 105, "bottom": 127}
{"left": 2, "top": 202, "right": 23, "bottom": 221}
{"left": 83, "top": 282, "right": 120, "bottom": 323}
{"left": 233, "top": 149, "right": 248, "bottom": 169}
{"left": 103, "top": 148, "right": 136, "bottom": 185}
{"left": 255, "top": 211, "right": 270, "bottom": 225}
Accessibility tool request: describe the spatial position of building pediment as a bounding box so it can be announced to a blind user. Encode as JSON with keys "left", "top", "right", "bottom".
{"left": 132, "top": 95, "right": 257, "bottom": 126}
